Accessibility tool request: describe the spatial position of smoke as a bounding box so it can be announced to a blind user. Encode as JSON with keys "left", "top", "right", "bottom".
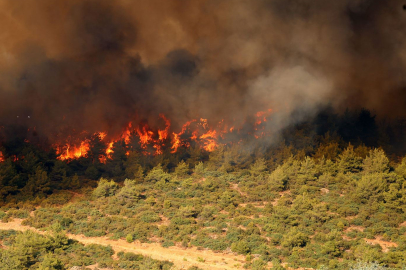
{"left": 0, "top": 0, "right": 405, "bottom": 144}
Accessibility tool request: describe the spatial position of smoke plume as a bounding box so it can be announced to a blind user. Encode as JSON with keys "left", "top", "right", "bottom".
{"left": 0, "top": 0, "right": 405, "bottom": 144}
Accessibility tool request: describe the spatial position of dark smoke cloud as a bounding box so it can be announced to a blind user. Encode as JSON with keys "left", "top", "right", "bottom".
{"left": 0, "top": 0, "right": 405, "bottom": 143}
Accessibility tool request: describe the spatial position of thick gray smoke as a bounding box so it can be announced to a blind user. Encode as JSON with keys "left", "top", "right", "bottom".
{"left": 0, "top": 0, "right": 405, "bottom": 142}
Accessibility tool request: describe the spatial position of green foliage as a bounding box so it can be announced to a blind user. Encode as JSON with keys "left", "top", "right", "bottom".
{"left": 22, "top": 168, "right": 52, "bottom": 197}
{"left": 139, "top": 210, "right": 161, "bottom": 223}
{"left": 362, "top": 149, "right": 390, "bottom": 175}
{"left": 5, "top": 136, "right": 406, "bottom": 269}
{"left": 124, "top": 154, "right": 144, "bottom": 182}
{"left": 193, "top": 162, "right": 205, "bottom": 176}
{"left": 145, "top": 164, "right": 171, "bottom": 183}
{"left": 92, "top": 178, "right": 119, "bottom": 198}
{"left": 313, "top": 141, "right": 341, "bottom": 161}
{"left": 337, "top": 145, "right": 363, "bottom": 174}
{"left": 0, "top": 230, "right": 68, "bottom": 269}
{"left": 41, "top": 192, "right": 73, "bottom": 206}
{"left": 161, "top": 240, "right": 175, "bottom": 247}
{"left": 218, "top": 191, "right": 238, "bottom": 208}
{"left": 116, "top": 179, "right": 141, "bottom": 203}
{"left": 271, "top": 258, "right": 286, "bottom": 269}
{"left": 297, "top": 156, "right": 318, "bottom": 184}
{"left": 395, "top": 157, "right": 406, "bottom": 179}
{"left": 126, "top": 233, "right": 134, "bottom": 243}
{"left": 268, "top": 166, "right": 288, "bottom": 191}
{"left": 85, "top": 165, "right": 101, "bottom": 180}
{"left": 231, "top": 240, "right": 250, "bottom": 255}
{"left": 175, "top": 161, "right": 189, "bottom": 177}
{"left": 117, "top": 251, "right": 173, "bottom": 270}
{"left": 250, "top": 158, "right": 267, "bottom": 176}
{"left": 281, "top": 228, "right": 309, "bottom": 248}
{"left": 37, "top": 253, "right": 64, "bottom": 270}
{"left": 0, "top": 229, "right": 173, "bottom": 270}
{"left": 354, "top": 173, "right": 388, "bottom": 203}
{"left": 251, "top": 258, "right": 268, "bottom": 270}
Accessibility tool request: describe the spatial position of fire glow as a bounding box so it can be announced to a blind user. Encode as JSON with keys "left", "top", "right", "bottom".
{"left": 54, "top": 109, "right": 273, "bottom": 162}
{"left": 1, "top": 110, "right": 273, "bottom": 163}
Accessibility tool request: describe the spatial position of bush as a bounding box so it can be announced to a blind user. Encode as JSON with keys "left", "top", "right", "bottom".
{"left": 162, "top": 240, "right": 175, "bottom": 247}
{"left": 116, "top": 179, "right": 141, "bottom": 204}
{"left": 139, "top": 211, "right": 161, "bottom": 223}
{"left": 281, "top": 228, "right": 309, "bottom": 248}
{"left": 362, "top": 149, "right": 390, "bottom": 175}
{"left": 175, "top": 161, "right": 189, "bottom": 177}
{"left": 354, "top": 173, "right": 387, "bottom": 203}
{"left": 231, "top": 240, "right": 250, "bottom": 255}
{"left": 269, "top": 166, "right": 288, "bottom": 191}
{"left": 126, "top": 233, "right": 134, "bottom": 243}
{"left": 93, "top": 178, "right": 119, "bottom": 198}
{"left": 145, "top": 164, "right": 171, "bottom": 183}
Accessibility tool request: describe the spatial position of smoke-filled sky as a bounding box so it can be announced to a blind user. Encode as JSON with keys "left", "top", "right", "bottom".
{"left": 0, "top": 0, "right": 405, "bottom": 141}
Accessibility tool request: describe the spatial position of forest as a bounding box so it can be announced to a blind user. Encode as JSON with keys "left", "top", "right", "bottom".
{"left": 1, "top": 0, "right": 406, "bottom": 268}
{"left": 0, "top": 109, "right": 406, "bottom": 269}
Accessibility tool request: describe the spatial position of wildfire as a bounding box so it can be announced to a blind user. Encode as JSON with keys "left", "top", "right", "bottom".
{"left": 171, "top": 120, "right": 196, "bottom": 153}
{"left": 200, "top": 130, "right": 218, "bottom": 151}
{"left": 137, "top": 125, "right": 155, "bottom": 147}
{"left": 171, "top": 133, "right": 181, "bottom": 153}
{"left": 158, "top": 114, "right": 170, "bottom": 141}
{"left": 56, "top": 140, "right": 90, "bottom": 160}
{"left": 0, "top": 109, "right": 274, "bottom": 164}
{"left": 106, "top": 142, "right": 114, "bottom": 156}
{"left": 122, "top": 122, "right": 132, "bottom": 144}
{"left": 134, "top": 115, "right": 170, "bottom": 155}
{"left": 255, "top": 109, "right": 273, "bottom": 126}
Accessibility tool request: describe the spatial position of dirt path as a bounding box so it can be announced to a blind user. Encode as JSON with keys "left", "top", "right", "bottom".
{"left": 364, "top": 236, "right": 398, "bottom": 252}
{"left": 0, "top": 219, "right": 246, "bottom": 270}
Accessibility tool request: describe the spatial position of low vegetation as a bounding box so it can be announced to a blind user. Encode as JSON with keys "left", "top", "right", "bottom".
{"left": 0, "top": 229, "right": 173, "bottom": 270}
{"left": 1, "top": 110, "right": 406, "bottom": 269}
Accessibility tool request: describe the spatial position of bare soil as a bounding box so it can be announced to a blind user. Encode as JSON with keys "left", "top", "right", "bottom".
{"left": 364, "top": 236, "right": 398, "bottom": 252}
{"left": 0, "top": 219, "right": 246, "bottom": 270}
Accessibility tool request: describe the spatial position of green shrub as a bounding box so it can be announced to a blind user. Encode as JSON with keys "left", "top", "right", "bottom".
{"left": 145, "top": 164, "right": 171, "bottom": 183}
{"left": 93, "top": 178, "right": 119, "bottom": 198}
{"left": 139, "top": 211, "right": 161, "bottom": 223}
{"left": 175, "top": 161, "right": 189, "bottom": 177}
{"left": 116, "top": 179, "right": 141, "bottom": 203}
{"left": 282, "top": 228, "right": 309, "bottom": 248}
{"left": 126, "top": 233, "right": 134, "bottom": 243}
{"left": 162, "top": 240, "right": 175, "bottom": 247}
{"left": 231, "top": 240, "right": 250, "bottom": 255}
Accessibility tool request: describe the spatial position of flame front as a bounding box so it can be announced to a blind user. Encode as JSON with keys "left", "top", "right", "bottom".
{"left": 14, "top": 109, "right": 274, "bottom": 164}
{"left": 200, "top": 129, "right": 218, "bottom": 151}
{"left": 56, "top": 140, "right": 90, "bottom": 160}
{"left": 171, "top": 120, "right": 196, "bottom": 153}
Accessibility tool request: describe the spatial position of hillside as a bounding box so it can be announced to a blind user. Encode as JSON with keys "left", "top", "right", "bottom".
{"left": 1, "top": 143, "right": 406, "bottom": 269}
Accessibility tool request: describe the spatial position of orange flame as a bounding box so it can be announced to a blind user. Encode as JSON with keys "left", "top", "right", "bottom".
{"left": 171, "top": 120, "right": 196, "bottom": 153}
{"left": 122, "top": 122, "right": 132, "bottom": 144}
{"left": 255, "top": 109, "right": 273, "bottom": 126}
{"left": 52, "top": 109, "right": 274, "bottom": 161}
{"left": 171, "top": 133, "right": 181, "bottom": 153}
{"left": 158, "top": 114, "right": 170, "bottom": 141}
{"left": 200, "top": 130, "right": 218, "bottom": 151}
{"left": 106, "top": 142, "right": 114, "bottom": 156}
{"left": 56, "top": 140, "right": 90, "bottom": 160}
{"left": 137, "top": 125, "right": 154, "bottom": 147}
